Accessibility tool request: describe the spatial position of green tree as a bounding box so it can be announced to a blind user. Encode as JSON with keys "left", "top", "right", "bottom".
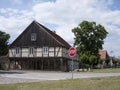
{"left": 113, "top": 60, "right": 117, "bottom": 67}
{"left": 105, "top": 59, "right": 110, "bottom": 66}
{"left": 0, "top": 31, "right": 10, "bottom": 56}
{"left": 98, "top": 59, "right": 104, "bottom": 68}
{"left": 98, "top": 59, "right": 103, "bottom": 64}
{"left": 80, "top": 54, "right": 89, "bottom": 69}
{"left": 72, "top": 20, "right": 108, "bottom": 57}
{"left": 80, "top": 54, "right": 89, "bottom": 64}
{"left": 89, "top": 55, "right": 98, "bottom": 69}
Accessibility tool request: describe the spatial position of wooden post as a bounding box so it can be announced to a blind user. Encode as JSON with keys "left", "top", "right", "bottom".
{"left": 60, "top": 58, "right": 63, "bottom": 71}
{"left": 28, "top": 60, "right": 30, "bottom": 69}
{"left": 54, "top": 59, "right": 56, "bottom": 70}
{"left": 54, "top": 47, "right": 55, "bottom": 57}
{"left": 31, "top": 61, "right": 33, "bottom": 70}
{"left": 48, "top": 59, "right": 50, "bottom": 70}
{"left": 41, "top": 59, "right": 43, "bottom": 70}
{"left": 20, "top": 60, "right": 23, "bottom": 70}
{"left": 8, "top": 59, "right": 10, "bottom": 70}
{"left": 20, "top": 60, "right": 22, "bottom": 70}
{"left": 15, "top": 60, "right": 16, "bottom": 70}
{"left": 36, "top": 60, "right": 38, "bottom": 70}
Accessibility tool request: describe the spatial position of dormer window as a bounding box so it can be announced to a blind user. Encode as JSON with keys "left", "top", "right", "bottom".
{"left": 31, "top": 33, "right": 36, "bottom": 41}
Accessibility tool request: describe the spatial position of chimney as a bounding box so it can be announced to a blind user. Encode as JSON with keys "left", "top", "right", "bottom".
{"left": 53, "top": 30, "right": 56, "bottom": 33}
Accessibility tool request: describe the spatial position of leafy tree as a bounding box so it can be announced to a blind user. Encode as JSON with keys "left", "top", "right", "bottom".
{"left": 98, "top": 59, "right": 104, "bottom": 68}
{"left": 80, "top": 54, "right": 89, "bottom": 64}
{"left": 113, "top": 60, "right": 117, "bottom": 67}
{"left": 105, "top": 59, "right": 110, "bottom": 66}
{"left": 98, "top": 59, "right": 103, "bottom": 64}
{"left": 72, "top": 20, "right": 108, "bottom": 57}
{"left": 117, "top": 60, "right": 120, "bottom": 66}
{"left": 89, "top": 55, "right": 98, "bottom": 69}
{"left": 80, "top": 54, "right": 89, "bottom": 69}
{"left": 0, "top": 31, "right": 10, "bottom": 56}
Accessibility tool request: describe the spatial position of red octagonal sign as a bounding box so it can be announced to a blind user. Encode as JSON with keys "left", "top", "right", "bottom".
{"left": 68, "top": 47, "right": 76, "bottom": 57}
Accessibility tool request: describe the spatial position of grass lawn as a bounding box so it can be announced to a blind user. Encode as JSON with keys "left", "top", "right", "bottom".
{"left": 93, "top": 68, "right": 120, "bottom": 73}
{"left": 0, "top": 76, "right": 120, "bottom": 90}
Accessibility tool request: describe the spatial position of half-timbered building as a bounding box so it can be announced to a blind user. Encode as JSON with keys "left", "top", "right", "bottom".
{"left": 9, "top": 21, "right": 79, "bottom": 71}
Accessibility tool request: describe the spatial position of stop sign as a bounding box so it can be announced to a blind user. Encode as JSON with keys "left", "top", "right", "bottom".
{"left": 68, "top": 47, "right": 76, "bottom": 57}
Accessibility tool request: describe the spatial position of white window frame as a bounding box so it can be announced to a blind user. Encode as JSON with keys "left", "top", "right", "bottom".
{"left": 15, "top": 47, "right": 20, "bottom": 55}
{"left": 43, "top": 47, "right": 48, "bottom": 55}
{"left": 29, "top": 47, "right": 34, "bottom": 54}
{"left": 31, "top": 33, "right": 36, "bottom": 41}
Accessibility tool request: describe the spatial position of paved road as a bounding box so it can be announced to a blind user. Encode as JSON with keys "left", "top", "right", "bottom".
{"left": 0, "top": 71, "right": 120, "bottom": 84}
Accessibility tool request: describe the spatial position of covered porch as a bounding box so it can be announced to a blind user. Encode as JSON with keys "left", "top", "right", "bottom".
{"left": 9, "top": 57, "right": 69, "bottom": 71}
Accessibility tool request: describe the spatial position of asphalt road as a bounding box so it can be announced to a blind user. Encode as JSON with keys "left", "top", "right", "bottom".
{"left": 1, "top": 71, "right": 120, "bottom": 81}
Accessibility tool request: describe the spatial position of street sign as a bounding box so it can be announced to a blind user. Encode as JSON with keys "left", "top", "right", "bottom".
{"left": 68, "top": 47, "right": 76, "bottom": 57}
{"left": 68, "top": 47, "right": 76, "bottom": 79}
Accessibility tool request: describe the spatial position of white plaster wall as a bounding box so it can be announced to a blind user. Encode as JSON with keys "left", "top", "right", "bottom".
{"left": 9, "top": 48, "right": 22, "bottom": 57}
{"left": 9, "top": 49, "right": 15, "bottom": 57}
{"left": 9, "top": 49, "right": 12, "bottom": 57}
{"left": 55, "top": 47, "right": 62, "bottom": 57}
{"left": 22, "top": 48, "right": 28, "bottom": 57}
{"left": 9, "top": 47, "right": 70, "bottom": 58}
{"left": 49, "top": 47, "right": 54, "bottom": 51}
{"left": 49, "top": 47, "right": 54, "bottom": 57}
{"left": 36, "top": 48, "right": 42, "bottom": 57}
{"left": 62, "top": 48, "right": 69, "bottom": 58}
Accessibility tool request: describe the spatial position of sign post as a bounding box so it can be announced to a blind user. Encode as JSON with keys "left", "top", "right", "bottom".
{"left": 68, "top": 47, "right": 76, "bottom": 79}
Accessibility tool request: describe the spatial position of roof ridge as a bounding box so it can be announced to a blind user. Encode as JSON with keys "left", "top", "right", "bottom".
{"left": 34, "top": 21, "right": 71, "bottom": 48}
{"left": 34, "top": 21, "right": 64, "bottom": 46}
{"left": 9, "top": 20, "right": 71, "bottom": 48}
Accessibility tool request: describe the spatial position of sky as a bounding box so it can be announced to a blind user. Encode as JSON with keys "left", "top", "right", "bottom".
{"left": 0, "top": 0, "right": 120, "bottom": 57}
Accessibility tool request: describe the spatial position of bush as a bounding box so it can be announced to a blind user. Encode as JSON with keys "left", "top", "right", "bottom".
{"left": 80, "top": 54, "right": 89, "bottom": 69}
{"left": 89, "top": 55, "right": 98, "bottom": 69}
{"left": 105, "top": 59, "right": 110, "bottom": 66}
{"left": 98, "top": 59, "right": 103, "bottom": 64}
{"left": 80, "top": 54, "right": 89, "bottom": 64}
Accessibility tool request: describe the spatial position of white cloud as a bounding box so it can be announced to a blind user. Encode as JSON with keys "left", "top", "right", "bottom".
{"left": 0, "top": 0, "right": 120, "bottom": 56}
{"left": 0, "top": 8, "right": 33, "bottom": 42}
{"left": 32, "top": 0, "right": 120, "bottom": 56}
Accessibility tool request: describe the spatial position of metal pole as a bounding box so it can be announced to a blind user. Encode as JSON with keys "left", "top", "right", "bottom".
{"left": 72, "top": 58, "right": 73, "bottom": 79}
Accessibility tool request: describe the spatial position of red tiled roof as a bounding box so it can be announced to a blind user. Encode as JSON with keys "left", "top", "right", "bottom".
{"left": 113, "top": 58, "right": 120, "bottom": 61}
{"left": 99, "top": 50, "right": 108, "bottom": 59}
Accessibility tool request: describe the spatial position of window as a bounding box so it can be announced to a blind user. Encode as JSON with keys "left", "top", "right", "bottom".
{"left": 29, "top": 47, "right": 34, "bottom": 54}
{"left": 31, "top": 33, "right": 36, "bottom": 41}
{"left": 15, "top": 47, "right": 20, "bottom": 54}
{"left": 43, "top": 47, "right": 48, "bottom": 54}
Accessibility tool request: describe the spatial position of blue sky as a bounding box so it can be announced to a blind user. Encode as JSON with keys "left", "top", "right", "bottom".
{"left": 0, "top": 0, "right": 56, "bottom": 9}
{"left": 0, "top": 0, "right": 120, "bottom": 57}
{"left": 109, "top": 0, "right": 120, "bottom": 10}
